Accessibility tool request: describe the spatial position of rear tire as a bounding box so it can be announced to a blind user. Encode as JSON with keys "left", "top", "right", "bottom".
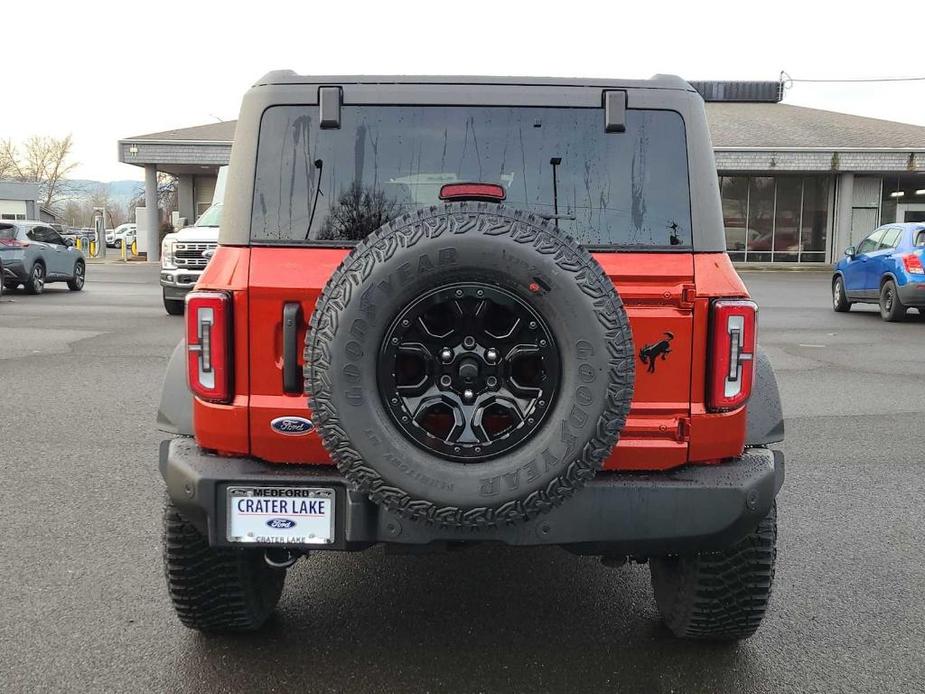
{"left": 25, "top": 263, "right": 45, "bottom": 295}
{"left": 162, "top": 499, "right": 286, "bottom": 632}
{"left": 832, "top": 275, "right": 851, "bottom": 312}
{"left": 879, "top": 279, "right": 906, "bottom": 322}
{"left": 163, "top": 291, "right": 185, "bottom": 316}
{"left": 650, "top": 503, "right": 777, "bottom": 641}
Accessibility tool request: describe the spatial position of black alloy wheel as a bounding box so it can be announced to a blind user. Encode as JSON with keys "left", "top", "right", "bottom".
{"left": 379, "top": 282, "right": 560, "bottom": 462}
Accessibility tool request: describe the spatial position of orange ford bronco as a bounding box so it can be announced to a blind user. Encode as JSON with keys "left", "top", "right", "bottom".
{"left": 158, "top": 73, "right": 784, "bottom": 640}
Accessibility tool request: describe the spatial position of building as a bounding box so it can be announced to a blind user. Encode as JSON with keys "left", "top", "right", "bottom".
{"left": 117, "top": 80, "right": 925, "bottom": 264}
{"left": 0, "top": 181, "right": 58, "bottom": 222}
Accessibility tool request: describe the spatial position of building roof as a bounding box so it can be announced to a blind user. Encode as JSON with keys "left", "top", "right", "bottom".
{"left": 124, "top": 120, "right": 237, "bottom": 142}
{"left": 705, "top": 103, "right": 925, "bottom": 150}
{"left": 0, "top": 181, "right": 41, "bottom": 201}
{"left": 123, "top": 102, "right": 925, "bottom": 152}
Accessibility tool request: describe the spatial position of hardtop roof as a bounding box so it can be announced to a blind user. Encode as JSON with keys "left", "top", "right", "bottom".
{"left": 253, "top": 71, "right": 694, "bottom": 92}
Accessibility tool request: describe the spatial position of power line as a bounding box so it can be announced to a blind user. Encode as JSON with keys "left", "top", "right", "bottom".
{"left": 791, "top": 77, "right": 925, "bottom": 83}
{"left": 780, "top": 70, "right": 925, "bottom": 87}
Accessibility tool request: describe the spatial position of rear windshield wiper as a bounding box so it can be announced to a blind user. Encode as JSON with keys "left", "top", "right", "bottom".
{"left": 305, "top": 159, "right": 324, "bottom": 240}
{"left": 537, "top": 213, "right": 576, "bottom": 221}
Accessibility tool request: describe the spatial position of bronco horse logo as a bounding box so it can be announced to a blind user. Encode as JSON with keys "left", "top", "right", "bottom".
{"left": 639, "top": 331, "right": 674, "bottom": 374}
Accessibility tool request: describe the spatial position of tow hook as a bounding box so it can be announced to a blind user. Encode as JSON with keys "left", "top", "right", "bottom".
{"left": 264, "top": 548, "right": 301, "bottom": 569}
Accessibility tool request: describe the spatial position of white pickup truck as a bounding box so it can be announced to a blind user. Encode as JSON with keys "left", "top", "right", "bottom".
{"left": 160, "top": 203, "right": 221, "bottom": 315}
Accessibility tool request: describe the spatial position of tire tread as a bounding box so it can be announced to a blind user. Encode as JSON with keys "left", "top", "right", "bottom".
{"left": 162, "top": 500, "right": 284, "bottom": 632}
{"left": 651, "top": 503, "right": 777, "bottom": 640}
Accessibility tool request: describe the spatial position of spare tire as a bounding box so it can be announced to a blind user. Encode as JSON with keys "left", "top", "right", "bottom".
{"left": 306, "top": 203, "right": 634, "bottom": 528}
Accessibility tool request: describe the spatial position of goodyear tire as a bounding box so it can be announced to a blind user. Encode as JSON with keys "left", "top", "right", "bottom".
{"left": 306, "top": 203, "right": 634, "bottom": 528}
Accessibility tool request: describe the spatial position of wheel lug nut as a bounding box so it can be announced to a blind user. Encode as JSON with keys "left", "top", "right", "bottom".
{"left": 487, "top": 376, "right": 497, "bottom": 388}
{"left": 440, "top": 375, "right": 452, "bottom": 387}
{"left": 401, "top": 319, "right": 410, "bottom": 327}
{"left": 463, "top": 388, "right": 474, "bottom": 402}
{"left": 391, "top": 398, "right": 398, "bottom": 404}
{"left": 455, "top": 289, "right": 463, "bottom": 297}
{"left": 529, "top": 321, "right": 537, "bottom": 329}
{"left": 440, "top": 348, "right": 452, "bottom": 362}
{"left": 463, "top": 336, "right": 475, "bottom": 349}
{"left": 477, "top": 289, "right": 484, "bottom": 297}
{"left": 391, "top": 337, "right": 399, "bottom": 345}
{"left": 538, "top": 400, "right": 545, "bottom": 407}
{"left": 486, "top": 348, "right": 498, "bottom": 363}
{"left": 539, "top": 339, "right": 547, "bottom": 347}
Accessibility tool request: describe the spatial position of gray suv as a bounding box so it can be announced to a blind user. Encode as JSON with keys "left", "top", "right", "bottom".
{"left": 0, "top": 221, "right": 87, "bottom": 294}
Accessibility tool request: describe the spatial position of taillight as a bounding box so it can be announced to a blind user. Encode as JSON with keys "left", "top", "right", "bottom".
{"left": 0, "top": 239, "right": 28, "bottom": 248}
{"left": 902, "top": 253, "right": 924, "bottom": 275}
{"left": 708, "top": 299, "right": 757, "bottom": 412}
{"left": 186, "top": 291, "right": 233, "bottom": 403}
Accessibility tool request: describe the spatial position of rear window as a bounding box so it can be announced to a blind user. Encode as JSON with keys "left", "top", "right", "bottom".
{"left": 250, "top": 105, "right": 691, "bottom": 248}
{"left": 0, "top": 224, "right": 17, "bottom": 240}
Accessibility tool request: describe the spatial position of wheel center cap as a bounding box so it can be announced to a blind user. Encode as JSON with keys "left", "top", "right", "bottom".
{"left": 458, "top": 358, "right": 480, "bottom": 382}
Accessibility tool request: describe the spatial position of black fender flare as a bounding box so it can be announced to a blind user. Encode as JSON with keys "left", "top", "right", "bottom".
{"left": 746, "top": 346, "right": 784, "bottom": 446}
{"left": 157, "top": 340, "right": 193, "bottom": 436}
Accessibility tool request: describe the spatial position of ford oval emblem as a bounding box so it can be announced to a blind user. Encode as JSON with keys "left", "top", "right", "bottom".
{"left": 267, "top": 518, "right": 296, "bottom": 529}
{"left": 270, "top": 416, "right": 314, "bottom": 436}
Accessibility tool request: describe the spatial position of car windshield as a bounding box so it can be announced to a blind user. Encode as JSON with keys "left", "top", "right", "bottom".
{"left": 195, "top": 203, "right": 223, "bottom": 227}
{"left": 250, "top": 105, "right": 692, "bottom": 248}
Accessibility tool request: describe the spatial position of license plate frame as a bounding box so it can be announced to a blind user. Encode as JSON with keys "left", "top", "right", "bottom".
{"left": 226, "top": 486, "right": 336, "bottom": 545}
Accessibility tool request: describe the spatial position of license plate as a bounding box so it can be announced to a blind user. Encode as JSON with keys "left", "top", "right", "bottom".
{"left": 227, "top": 487, "right": 335, "bottom": 545}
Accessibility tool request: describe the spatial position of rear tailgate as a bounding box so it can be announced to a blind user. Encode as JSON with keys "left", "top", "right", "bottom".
{"left": 246, "top": 249, "right": 696, "bottom": 470}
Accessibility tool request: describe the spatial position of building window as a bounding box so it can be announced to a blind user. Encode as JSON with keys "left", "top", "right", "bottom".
{"left": 746, "top": 177, "right": 774, "bottom": 262}
{"left": 720, "top": 176, "right": 747, "bottom": 262}
{"left": 719, "top": 175, "right": 832, "bottom": 262}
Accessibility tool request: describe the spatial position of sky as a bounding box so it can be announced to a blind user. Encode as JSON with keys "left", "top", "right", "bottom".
{"left": 3, "top": 0, "right": 924, "bottom": 182}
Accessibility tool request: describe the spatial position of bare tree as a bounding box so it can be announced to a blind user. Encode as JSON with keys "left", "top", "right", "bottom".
{"left": 318, "top": 182, "right": 402, "bottom": 241}
{"left": 0, "top": 135, "right": 77, "bottom": 208}
{"left": 128, "top": 172, "right": 177, "bottom": 215}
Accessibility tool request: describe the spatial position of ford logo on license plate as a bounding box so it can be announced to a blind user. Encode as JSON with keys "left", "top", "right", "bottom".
{"left": 270, "top": 416, "right": 314, "bottom": 436}
{"left": 267, "top": 518, "right": 296, "bottom": 529}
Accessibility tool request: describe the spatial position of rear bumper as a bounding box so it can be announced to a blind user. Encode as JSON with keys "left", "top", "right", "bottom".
{"left": 2, "top": 258, "right": 26, "bottom": 281}
{"left": 160, "top": 438, "right": 784, "bottom": 555}
{"left": 160, "top": 269, "right": 203, "bottom": 299}
{"left": 898, "top": 278, "right": 925, "bottom": 307}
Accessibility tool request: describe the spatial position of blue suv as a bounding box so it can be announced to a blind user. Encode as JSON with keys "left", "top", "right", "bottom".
{"left": 833, "top": 223, "right": 925, "bottom": 321}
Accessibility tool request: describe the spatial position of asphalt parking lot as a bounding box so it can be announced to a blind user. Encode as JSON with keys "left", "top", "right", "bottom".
{"left": 1, "top": 265, "right": 923, "bottom": 693}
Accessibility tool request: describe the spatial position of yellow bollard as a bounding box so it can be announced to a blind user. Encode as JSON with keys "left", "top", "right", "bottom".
{"left": 131, "top": 240, "right": 138, "bottom": 257}
{"left": 75, "top": 237, "right": 82, "bottom": 251}
{"left": 89, "top": 240, "right": 96, "bottom": 257}
{"left": 121, "top": 239, "right": 127, "bottom": 261}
